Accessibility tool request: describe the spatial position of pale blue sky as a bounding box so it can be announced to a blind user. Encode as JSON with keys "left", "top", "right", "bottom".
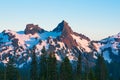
{"left": 0, "top": 0, "right": 120, "bottom": 40}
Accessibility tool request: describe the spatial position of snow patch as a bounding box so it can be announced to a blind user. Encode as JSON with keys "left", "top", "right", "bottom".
{"left": 55, "top": 53, "right": 62, "bottom": 61}
{"left": 36, "top": 40, "right": 47, "bottom": 50}
{"left": 71, "top": 34, "right": 91, "bottom": 52}
{"left": 19, "top": 63, "right": 25, "bottom": 68}
{"left": 103, "top": 51, "right": 112, "bottom": 63}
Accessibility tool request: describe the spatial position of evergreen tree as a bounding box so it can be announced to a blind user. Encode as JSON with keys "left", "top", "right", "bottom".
{"left": 16, "top": 69, "right": 21, "bottom": 80}
{"left": 0, "top": 64, "right": 4, "bottom": 80}
{"left": 76, "top": 53, "right": 82, "bottom": 80}
{"left": 84, "top": 66, "right": 89, "bottom": 80}
{"left": 60, "top": 57, "right": 73, "bottom": 80}
{"left": 84, "top": 54, "right": 90, "bottom": 80}
{"left": 6, "top": 57, "right": 18, "bottom": 80}
{"left": 39, "top": 46, "right": 47, "bottom": 80}
{"left": 41, "top": 46, "right": 47, "bottom": 56}
{"left": 30, "top": 48, "right": 37, "bottom": 80}
{"left": 95, "top": 54, "right": 108, "bottom": 80}
{"left": 88, "top": 69, "right": 96, "bottom": 80}
{"left": 109, "top": 61, "right": 120, "bottom": 80}
{"left": 47, "top": 52, "right": 57, "bottom": 80}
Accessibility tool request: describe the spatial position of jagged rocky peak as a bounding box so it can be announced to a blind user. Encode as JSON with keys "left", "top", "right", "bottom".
{"left": 53, "top": 20, "right": 90, "bottom": 41}
{"left": 24, "top": 24, "right": 45, "bottom": 35}
{"left": 53, "top": 20, "right": 91, "bottom": 49}
{"left": 53, "top": 20, "right": 73, "bottom": 34}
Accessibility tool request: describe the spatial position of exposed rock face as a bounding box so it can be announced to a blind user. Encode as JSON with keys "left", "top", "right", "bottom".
{"left": 53, "top": 20, "right": 90, "bottom": 49}
{"left": 24, "top": 24, "right": 45, "bottom": 35}
{"left": 74, "top": 32, "right": 90, "bottom": 41}
{"left": 53, "top": 20, "right": 73, "bottom": 34}
{"left": 60, "top": 34, "right": 78, "bottom": 49}
{"left": 12, "top": 38, "right": 19, "bottom": 47}
{"left": 53, "top": 21, "right": 76, "bottom": 48}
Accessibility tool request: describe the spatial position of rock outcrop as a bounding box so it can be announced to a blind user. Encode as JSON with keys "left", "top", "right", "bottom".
{"left": 24, "top": 24, "right": 45, "bottom": 35}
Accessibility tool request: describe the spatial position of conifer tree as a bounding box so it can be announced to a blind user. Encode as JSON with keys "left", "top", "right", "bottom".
{"left": 6, "top": 57, "right": 18, "bottom": 80}
{"left": 0, "top": 64, "right": 4, "bottom": 80}
{"left": 95, "top": 54, "right": 108, "bottom": 80}
{"left": 84, "top": 54, "right": 90, "bottom": 80}
{"left": 88, "top": 69, "right": 96, "bottom": 80}
{"left": 60, "top": 57, "right": 73, "bottom": 80}
{"left": 47, "top": 52, "right": 57, "bottom": 80}
{"left": 30, "top": 48, "right": 37, "bottom": 80}
{"left": 76, "top": 53, "right": 82, "bottom": 80}
{"left": 39, "top": 46, "right": 47, "bottom": 80}
{"left": 41, "top": 46, "right": 47, "bottom": 56}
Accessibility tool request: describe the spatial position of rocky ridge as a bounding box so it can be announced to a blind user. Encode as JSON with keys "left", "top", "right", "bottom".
{"left": 0, "top": 20, "right": 120, "bottom": 68}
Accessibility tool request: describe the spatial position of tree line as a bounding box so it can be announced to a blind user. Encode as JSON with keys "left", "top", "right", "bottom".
{"left": 0, "top": 47, "right": 119, "bottom": 80}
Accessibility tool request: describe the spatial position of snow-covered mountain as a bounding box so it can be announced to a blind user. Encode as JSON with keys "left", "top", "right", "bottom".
{"left": 0, "top": 20, "right": 120, "bottom": 68}
{"left": 92, "top": 33, "right": 120, "bottom": 63}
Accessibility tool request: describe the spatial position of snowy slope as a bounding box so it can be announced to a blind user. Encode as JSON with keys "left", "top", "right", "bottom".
{"left": 92, "top": 33, "right": 120, "bottom": 62}
{"left": 0, "top": 21, "right": 120, "bottom": 68}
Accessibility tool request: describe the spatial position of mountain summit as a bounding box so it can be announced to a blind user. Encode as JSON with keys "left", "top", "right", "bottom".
{"left": 24, "top": 24, "right": 46, "bottom": 35}
{"left": 0, "top": 20, "right": 120, "bottom": 72}
{"left": 53, "top": 20, "right": 73, "bottom": 35}
{"left": 0, "top": 21, "right": 120, "bottom": 80}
